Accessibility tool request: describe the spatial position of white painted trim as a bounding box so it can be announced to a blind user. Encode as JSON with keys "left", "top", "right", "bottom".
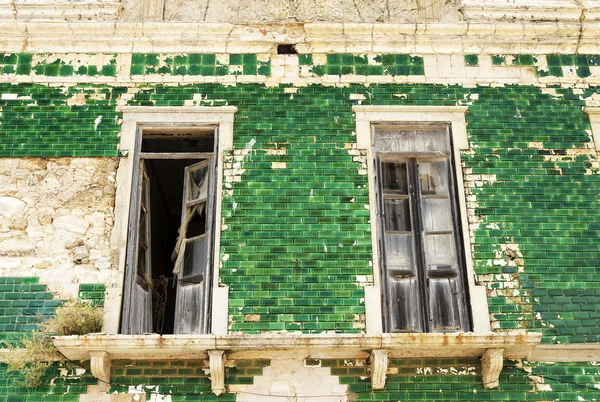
{"left": 211, "top": 286, "right": 229, "bottom": 336}
{"left": 364, "top": 285, "right": 383, "bottom": 334}
{"left": 1, "top": 21, "right": 600, "bottom": 54}
{"left": 584, "top": 107, "right": 600, "bottom": 152}
{"left": 108, "top": 106, "right": 236, "bottom": 335}
{"left": 353, "top": 105, "right": 491, "bottom": 334}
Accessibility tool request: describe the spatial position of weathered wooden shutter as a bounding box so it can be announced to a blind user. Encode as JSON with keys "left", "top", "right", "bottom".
{"left": 376, "top": 126, "right": 469, "bottom": 333}
{"left": 416, "top": 158, "right": 465, "bottom": 332}
{"left": 379, "top": 159, "right": 424, "bottom": 332}
{"left": 172, "top": 159, "right": 215, "bottom": 334}
{"left": 122, "top": 159, "right": 153, "bottom": 334}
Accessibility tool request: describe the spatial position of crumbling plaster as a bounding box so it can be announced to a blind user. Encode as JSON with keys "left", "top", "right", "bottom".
{"left": 0, "top": 158, "right": 118, "bottom": 299}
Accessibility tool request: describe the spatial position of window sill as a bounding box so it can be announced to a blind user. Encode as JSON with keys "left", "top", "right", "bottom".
{"left": 52, "top": 332, "right": 542, "bottom": 393}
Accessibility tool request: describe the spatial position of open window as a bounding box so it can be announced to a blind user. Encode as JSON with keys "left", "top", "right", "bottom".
{"left": 374, "top": 124, "right": 470, "bottom": 333}
{"left": 121, "top": 129, "right": 218, "bottom": 335}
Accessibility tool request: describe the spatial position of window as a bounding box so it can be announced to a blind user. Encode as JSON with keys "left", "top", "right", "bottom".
{"left": 122, "top": 131, "right": 217, "bottom": 335}
{"left": 112, "top": 107, "right": 236, "bottom": 336}
{"left": 354, "top": 106, "right": 490, "bottom": 334}
{"left": 373, "top": 124, "right": 470, "bottom": 332}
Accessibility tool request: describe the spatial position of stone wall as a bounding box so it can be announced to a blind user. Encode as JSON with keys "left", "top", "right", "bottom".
{"left": 0, "top": 158, "right": 118, "bottom": 298}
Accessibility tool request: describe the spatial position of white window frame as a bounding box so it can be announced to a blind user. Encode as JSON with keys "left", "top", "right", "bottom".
{"left": 584, "top": 107, "right": 600, "bottom": 151}
{"left": 354, "top": 105, "right": 490, "bottom": 334}
{"left": 105, "top": 106, "right": 237, "bottom": 336}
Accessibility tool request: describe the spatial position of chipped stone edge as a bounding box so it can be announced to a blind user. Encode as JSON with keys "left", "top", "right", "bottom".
{"left": 0, "top": 21, "right": 600, "bottom": 54}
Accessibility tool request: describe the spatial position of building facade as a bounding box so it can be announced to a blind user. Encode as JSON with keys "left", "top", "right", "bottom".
{"left": 1, "top": 0, "right": 600, "bottom": 400}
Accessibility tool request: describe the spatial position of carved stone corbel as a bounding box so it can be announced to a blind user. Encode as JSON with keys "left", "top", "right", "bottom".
{"left": 370, "top": 349, "right": 389, "bottom": 390}
{"left": 208, "top": 350, "right": 226, "bottom": 395}
{"left": 481, "top": 348, "right": 504, "bottom": 389}
{"left": 89, "top": 351, "right": 111, "bottom": 392}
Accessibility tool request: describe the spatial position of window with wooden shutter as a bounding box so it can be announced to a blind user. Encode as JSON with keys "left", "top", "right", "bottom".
{"left": 374, "top": 124, "right": 471, "bottom": 333}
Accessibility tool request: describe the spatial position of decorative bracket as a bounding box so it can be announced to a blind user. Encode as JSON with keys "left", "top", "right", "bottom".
{"left": 208, "top": 350, "right": 226, "bottom": 395}
{"left": 89, "top": 351, "right": 111, "bottom": 392}
{"left": 481, "top": 348, "right": 504, "bottom": 389}
{"left": 370, "top": 349, "right": 389, "bottom": 390}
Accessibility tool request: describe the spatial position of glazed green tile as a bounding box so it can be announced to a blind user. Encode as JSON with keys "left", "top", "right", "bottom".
{"left": 492, "top": 54, "right": 506, "bottom": 65}
{"left": 229, "top": 53, "right": 243, "bottom": 65}
{"left": 299, "top": 54, "right": 313, "bottom": 65}
{"left": 464, "top": 54, "right": 479, "bottom": 66}
{"left": 257, "top": 62, "right": 271, "bottom": 76}
{"left": 513, "top": 54, "right": 534, "bottom": 66}
{"left": 325, "top": 54, "right": 340, "bottom": 65}
{"left": 131, "top": 53, "right": 145, "bottom": 65}
{"left": 547, "top": 54, "right": 561, "bottom": 66}
{"left": 548, "top": 66, "right": 563, "bottom": 76}
{"left": 201, "top": 53, "right": 215, "bottom": 65}
{"left": 577, "top": 66, "right": 591, "bottom": 78}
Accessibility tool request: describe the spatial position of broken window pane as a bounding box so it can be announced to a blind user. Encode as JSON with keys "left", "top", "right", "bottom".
{"left": 381, "top": 162, "right": 408, "bottom": 194}
{"left": 418, "top": 161, "right": 448, "bottom": 195}
{"left": 423, "top": 233, "right": 457, "bottom": 267}
{"left": 384, "top": 199, "right": 411, "bottom": 231}
{"left": 376, "top": 128, "right": 448, "bottom": 154}
{"left": 384, "top": 233, "right": 414, "bottom": 270}
{"left": 188, "top": 163, "right": 209, "bottom": 204}
{"left": 421, "top": 198, "right": 453, "bottom": 232}
{"left": 183, "top": 236, "right": 206, "bottom": 279}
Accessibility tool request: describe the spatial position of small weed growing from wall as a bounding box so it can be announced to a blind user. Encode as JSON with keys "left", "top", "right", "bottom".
{"left": 5, "top": 299, "right": 103, "bottom": 387}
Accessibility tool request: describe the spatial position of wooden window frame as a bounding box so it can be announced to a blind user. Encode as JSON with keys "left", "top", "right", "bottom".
{"left": 105, "top": 107, "right": 237, "bottom": 336}
{"left": 354, "top": 106, "right": 491, "bottom": 335}
{"left": 374, "top": 125, "right": 470, "bottom": 333}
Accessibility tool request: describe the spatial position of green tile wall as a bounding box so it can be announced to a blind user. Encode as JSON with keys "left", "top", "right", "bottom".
{"left": 299, "top": 53, "right": 425, "bottom": 76}
{"left": 1, "top": 81, "right": 600, "bottom": 342}
{"left": 130, "top": 53, "right": 270, "bottom": 76}
{"left": 0, "top": 362, "right": 97, "bottom": 401}
{"left": 0, "top": 84, "right": 121, "bottom": 157}
{"left": 0, "top": 277, "right": 60, "bottom": 345}
{"left": 317, "top": 358, "right": 600, "bottom": 401}
{"left": 109, "top": 359, "right": 270, "bottom": 400}
{"left": 0, "top": 279, "right": 106, "bottom": 345}
{"left": 487, "top": 53, "right": 600, "bottom": 78}
{"left": 0, "top": 53, "right": 117, "bottom": 77}
{"left": 0, "top": 280, "right": 105, "bottom": 401}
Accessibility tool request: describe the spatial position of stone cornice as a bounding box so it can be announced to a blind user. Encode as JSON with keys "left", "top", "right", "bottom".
{"left": 460, "top": 0, "right": 600, "bottom": 21}
{"left": 0, "top": 21, "right": 599, "bottom": 54}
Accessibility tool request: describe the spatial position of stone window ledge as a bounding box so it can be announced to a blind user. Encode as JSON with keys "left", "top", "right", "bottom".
{"left": 52, "top": 332, "right": 542, "bottom": 393}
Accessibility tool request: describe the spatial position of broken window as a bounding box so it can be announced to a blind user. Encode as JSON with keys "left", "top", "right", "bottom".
{"left": 374, "top": 124, "right": 471, "bottom": 333}
{"left": 121, "top": 129, "right": 217, "bottom": 335}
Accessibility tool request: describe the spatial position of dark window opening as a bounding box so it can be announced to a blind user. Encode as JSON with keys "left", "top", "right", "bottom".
{"left": 121, "top": 130, "right": 216, "bottom": 335}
